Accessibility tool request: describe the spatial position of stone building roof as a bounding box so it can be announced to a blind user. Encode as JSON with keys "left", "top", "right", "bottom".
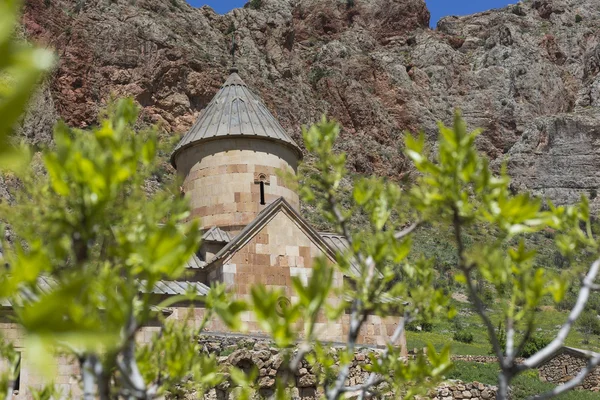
{"left": 171, "top": 72, "right": 303, "bottom": 167}
{"left": 202, "top": 226, "right": 233, "bottom": 243}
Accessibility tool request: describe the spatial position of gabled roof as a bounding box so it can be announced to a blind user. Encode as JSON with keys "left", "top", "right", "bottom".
{"left": 202, "top": 226, "right": 233, "bottom": 243}
{"left": 205, "top": 197, "right": 358, "bottom": 274}
{"left": 171, "top": 72, "right": 302, "bottom": 167}
{"left": 186, "top": 253, "right": 206, "bottom": 269}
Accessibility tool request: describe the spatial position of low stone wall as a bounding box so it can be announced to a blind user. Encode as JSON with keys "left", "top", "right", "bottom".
{"left": 199, "top": 336, "right": 499, "bottom": 400}
{"left": 431, "top": 381, "right": 497, "bottom": 400}
{"left": 450, "top": 355, "right": 524, "bottom": 364}
{"left": 539, "top": 350, "right": 600, "bottom": 391}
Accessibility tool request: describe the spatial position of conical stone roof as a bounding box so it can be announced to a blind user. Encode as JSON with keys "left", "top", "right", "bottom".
{"left": 171, "top": 72, "right": 302, "bottom": 167}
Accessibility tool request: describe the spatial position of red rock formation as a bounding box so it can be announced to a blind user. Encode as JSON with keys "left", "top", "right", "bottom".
{"left": 16, "top": 0, "right": 600, "bottom": 203}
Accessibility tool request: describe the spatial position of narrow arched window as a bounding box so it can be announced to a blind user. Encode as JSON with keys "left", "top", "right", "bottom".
{"left": 255, "top": 173, "right": 269, "bottom": 205}
{"left": 259, "top": 181, "right": 266, "bottom": 205}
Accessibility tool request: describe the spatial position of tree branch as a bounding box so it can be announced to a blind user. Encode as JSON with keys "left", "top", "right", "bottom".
{"left": 452, "top": 208, "right": 503, "bottom": 363}
{"left": 116, "top": 312, "right": 147, "bottom": 398}
{"left": 394, "top": 222, "right": 420, "bottom": 240}
{"left": 80, "top": 355, "right": 96, "bottom": 400}
{"left": 357, "top": 312, "right": 413, "bottom": 400}
{"left": 452, "top": 208, "right": 512, "bottom": 399}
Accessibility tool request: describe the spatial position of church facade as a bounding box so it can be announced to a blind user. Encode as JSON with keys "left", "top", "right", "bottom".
{"left": 170, "top": 68, "right": 404, "bottom": 346}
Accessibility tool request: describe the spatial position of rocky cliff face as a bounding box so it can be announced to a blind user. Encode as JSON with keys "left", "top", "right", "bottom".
{"left": 17, "top": 0, "right": 600, "bottom": 207}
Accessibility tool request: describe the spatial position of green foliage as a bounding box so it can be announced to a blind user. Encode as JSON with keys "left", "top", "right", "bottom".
{"left": 490, "top": 322, "right": 551, "bottom": 357}
{"left": 453, "top": 330, "right": 474, "bottom": 344}
{"left": 575, "top": 14, "right": 583, "bottom": 23}
{"left": 406, "top": 321, "right": 433, "bottom": 332}
{"left": 0, "top": 0, "right": 54, "bottom": 170}
{"left": 519, "top": 335, "right": 551, "bottom": 358}
{"left": 137, "top": 317, "right": 224, "bottom": 396}
{"left": 246, "top": 0, "right": 262, "bottom": 10}
{"left": 577, "top": 311, "right": 600, "bottom": 338}
{"left": 405, "top": 111, "right": 596, "bottom": 364}
{"left": 0, "top": 99, "right": 248, "bottom": 396}
{"left": 293, "top": 110, "right": 599, "bottom": 398}
{"left": 309, "top": 67, "right": 331, "bottom": 88}
{"left": 226, "top": 22, "right": 236, "bottom": 35}
{"left": 292, "top": 116, "right": 453, "bottom": 397}
{"left": 0, "top": 338, "right": 19, "bottom": 396}
{"left": 511, "top": 4, "right": 526, "bottom": 16}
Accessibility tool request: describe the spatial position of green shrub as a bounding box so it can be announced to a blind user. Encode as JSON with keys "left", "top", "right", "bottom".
{"left": 558, "top": 292, "right": 577, "bottom": 311}
{"left": 511, "top": 4, "right": 526, "bottom": 16}
{"left": 453, "top": 330, "right": 474, "bottom": 344}
{"left": 520, "top": 335, "right": 551, "bottom": 358}
{"left": 490, "top": 323, "right": 550, "bottom": 357}
{"left": 575, "top": 14, "right": 583, "bottom": 23}
{"left": 587, "top": 293, "right": 600, "bottom": 314}
{"left": 309, "top": 66, "right": 330, "bottom": 87}
{"left": 577, "top": 310, "right": 600, "bottom": 337}
{"left": 247, "top": 0, "right": 262, "bottom": 10}
{"left": 226, "top": 22, "right": 236, "bottom": 35}
{"left": 406, "top": 321, "right": 433, "bottom": 332}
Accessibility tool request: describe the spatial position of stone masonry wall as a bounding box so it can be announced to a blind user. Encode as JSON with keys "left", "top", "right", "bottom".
{"left": 176, "top": 138, "right": 300, "bottom": 232}
{"left": 539, "top": 351, "right": 600, "bottom": 391}
{"left": 198, "top": 336, "right": 498, "bottom": 400}
{"left": 0, "top": 320, "right": 82, "bottom": 400}
{"left": 205, "top": 207, "right": 406, "bottom": 347}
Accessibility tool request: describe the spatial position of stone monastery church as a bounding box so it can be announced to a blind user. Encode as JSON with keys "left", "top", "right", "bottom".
{"left": 170, "top": 67, "right": 403, "bottom": 346}
{"left": 4, "top": 68, "right": 404, "bottom": 398}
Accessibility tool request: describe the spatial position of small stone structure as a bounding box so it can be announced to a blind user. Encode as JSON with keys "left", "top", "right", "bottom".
{"left": 538, "top": 347, "right": 600, "bottom": 391}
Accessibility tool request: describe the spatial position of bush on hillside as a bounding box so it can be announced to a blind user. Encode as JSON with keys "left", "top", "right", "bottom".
{"left": 453, "top": 330, "right": 474, "bottom": 344}
{"left": 520, "top": 336, "right": 551, "bottom": 358}
{"left": 577, "top": 311, "right": 600, "bottom": 338}
{"left": 247, "top": 0, "right": 262, "bottom": 10}
{"left": 406, "top": 321, "right": 434, "bottom": 332}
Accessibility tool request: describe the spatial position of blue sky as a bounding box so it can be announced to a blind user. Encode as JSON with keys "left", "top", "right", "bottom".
{"left": 187, "top": 0, "right": 515, "bottom": 27}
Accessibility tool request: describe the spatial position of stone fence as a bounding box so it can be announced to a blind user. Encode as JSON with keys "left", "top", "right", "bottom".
{"left": 199, "top": 336, "right": 600, "bottom": 398}
{"left": 198, "top": 336, "right": 498, "bottom": 400}
{"left": 431, "top": 381, "right": 497, "bottom": 400}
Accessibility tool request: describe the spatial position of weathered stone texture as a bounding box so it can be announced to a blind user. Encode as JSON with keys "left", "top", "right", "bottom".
{"left": 177, "top": 137, "right": 299, "bottom": 230}
{"left": 203, "top": 206, "right": 404, "bottom": 347}
{"left": 197, "top": 337, "right": 499, "bottom": 400}
{"left": 504, "top": 110, "right": 600, "bottom": 210}
{"left": 16, "top": 0, "right": 600, "bottom": 197}
{"left": 539, "top": 351, "right": 600, "bottom": 391}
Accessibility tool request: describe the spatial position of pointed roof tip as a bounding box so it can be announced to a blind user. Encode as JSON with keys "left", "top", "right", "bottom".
{"left": 222, "top": 71, "right": 247, "bottom": 87}
{"left": 170, "top": 71, "right": 303, "bottom": 168}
